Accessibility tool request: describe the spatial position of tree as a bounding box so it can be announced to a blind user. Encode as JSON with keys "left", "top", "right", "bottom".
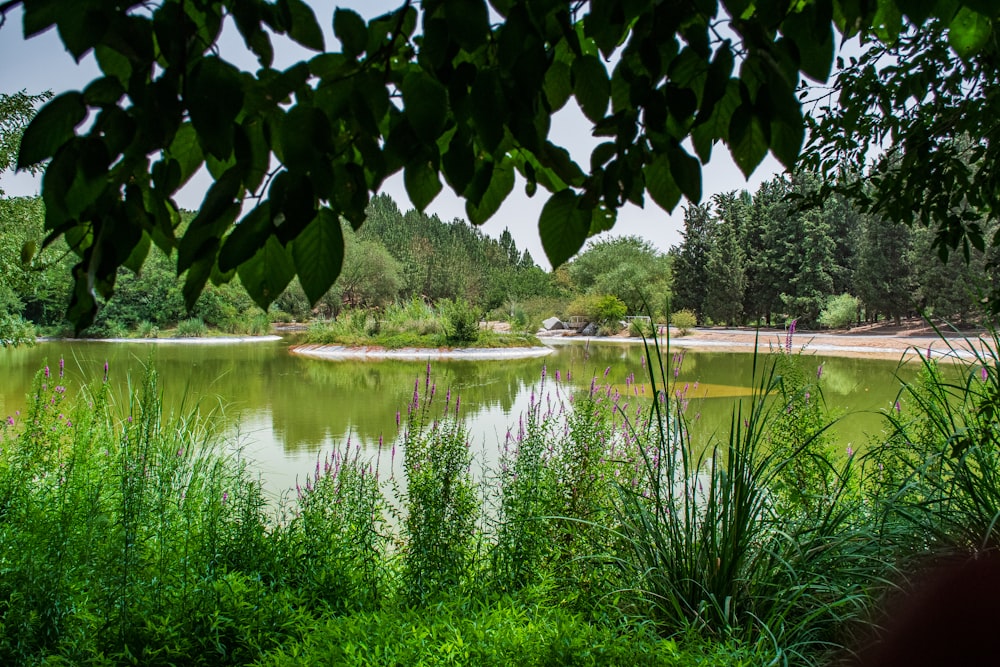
{"left": 702, "top": 192, "right": 748, "bottom": 325}
{"left": 567, "top": 236, "right": 670, "bottom": 315}
{"left": 805, "top": 14, "right": 1000, "bottom": 308}
{"left": 0, "top": 89, "right": 50, "bottom": 191}
{"left": 5, "top": 0, "right": 997, "bottom": 330}
{"left": 671, "top": 205, "right": 715, "bottom": 319}
{"left": 853, "top": 213, "right": 913, "bottom": 325}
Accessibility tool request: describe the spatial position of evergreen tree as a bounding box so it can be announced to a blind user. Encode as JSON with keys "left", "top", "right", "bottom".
{"left": 703, "top": 192, "right": 748, "bottom": 325}
{"left": 853, "top": 214, "right": 913, "bottom": 325}
{"left": 671, "top": 205, "right": 715, "bottom": 319}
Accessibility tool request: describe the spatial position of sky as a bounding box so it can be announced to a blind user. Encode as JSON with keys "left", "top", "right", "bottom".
{"left": 0, "top": 1, "right": 785, "bottom": 267}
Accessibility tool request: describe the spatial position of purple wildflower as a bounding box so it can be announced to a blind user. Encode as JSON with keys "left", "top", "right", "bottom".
{"left": 6, "top": 416, "right": 13, "bottom": 426}
{"left": 103, "top": 360, "right": 109, "bottom": 382}
{"left": 894, "top": 401, "right": 901, "bottom": 414}
{"left": 817, "top": 364, "right": 824, "bottom": 380}
{"left": 222, "top": 491, "right": 229, "bottom": 504}
{"left": 982, "top": 367, "right": 989, "bottom": 382}
{"left": 786, "top": 319, "right": 797, "bottom": 354}
{"left": 604, "top": 366, "right": 611, "bottom": 378}
{"left": 45, "top": 366, "right": 50, "bottom": 378}
{"left": 396, "top": 410, "right": 401, "bottom": 427}
{"left": 59, "top": 358, "right": 64, "bottom": 378}
{"left": 846, "top": 445, "right": 854, "bottom": 457}
{"left": 541, "top": 364, "right": 547, "bottom": 380}
{"left": 555, "top": 369, "right": 561, "bottom": 381}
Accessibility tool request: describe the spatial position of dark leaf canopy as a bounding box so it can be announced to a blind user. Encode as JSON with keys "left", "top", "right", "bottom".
{"left": 5, "top": 0, "right": 997, "bottom": 329}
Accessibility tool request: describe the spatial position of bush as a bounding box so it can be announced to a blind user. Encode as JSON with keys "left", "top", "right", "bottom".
{"left": 628, "top": 317, "right": 655, "bottom": 337}
{"left": 0, "top": 313, "right": 35, "bottom": 347}
{"left": 441, "top": 298, "right": 479, "bottom": 345}
{"left": 175, "top": 317, "right": 207, "bottom": 338}
{"left": 818, "top": 293, "right": 860, "bottom": 329}
{"left": 136, "top": 320, "right": 159, "bottom": 338}
{"left": 592, "top": 294, "right": 627, "bottom": 324}
{"left": 670, "top": 309, "right": 697, "bottom": 335}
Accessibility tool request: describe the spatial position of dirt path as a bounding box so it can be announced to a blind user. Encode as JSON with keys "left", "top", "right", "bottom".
{"left": 540, "top": 320, "right": 994, "bottom": 362}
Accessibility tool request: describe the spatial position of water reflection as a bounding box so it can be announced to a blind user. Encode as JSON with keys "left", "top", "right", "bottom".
{"left": 0, "top": 338, "right": 919, "bottom": 495}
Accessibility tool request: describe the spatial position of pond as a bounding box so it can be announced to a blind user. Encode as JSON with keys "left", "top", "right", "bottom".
{"left": 0, "top": 337, "right": 916, "bottom": 499}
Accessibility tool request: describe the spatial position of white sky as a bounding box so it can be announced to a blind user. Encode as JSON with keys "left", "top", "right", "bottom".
{"left": 0, "top": 1, "right": 785, "bottom": 267}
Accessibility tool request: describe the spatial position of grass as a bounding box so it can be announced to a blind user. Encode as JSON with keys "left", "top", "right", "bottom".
{"left": 4, "top": 319, "right": 1000, "bottom": 664}
{"left": 308, "top": 300, "right": 543, "bottom": 349}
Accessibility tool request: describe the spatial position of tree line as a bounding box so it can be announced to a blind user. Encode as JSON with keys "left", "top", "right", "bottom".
{"left": 671, "top": 173, "right": 996, "bottom": 328}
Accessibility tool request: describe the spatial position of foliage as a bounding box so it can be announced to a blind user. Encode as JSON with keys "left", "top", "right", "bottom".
{"left": 818, "top": 293, "right": 860, "bottom": 329}
{"left": 174, "top": 316, "right": 207, "bottom": 338}
{"left": 0, "top": 89, "right": 51, "bottom": 186}
{"left": 441, "top": 298, "right": 480, "bottom": 345}
{"left": 567, "top": 236, "right": 671, "bottom": 315}
{"left": 670, "top": 309, "right": 697, "bottom": 335}
{"left": 399, "top": 368, "right": 478, "bottom": 603}
{"left": 13, "top": 0, "right": 988, "bottom": 329}
{"left": 0, "top": 312, "right": 34, "bottom": 347}
{"left": 805, "top": 17, "right": 1000, "bottom": 311}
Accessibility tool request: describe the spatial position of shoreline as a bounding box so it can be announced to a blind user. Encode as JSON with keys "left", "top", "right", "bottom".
{"left": 36, "top": 335, "right": 284, "bottom": 345}
{"left": 539, "top": 327, "right": 992, "bottom": 361}
{"left": 289, "top": 343, "right": 555, "bottom": 361}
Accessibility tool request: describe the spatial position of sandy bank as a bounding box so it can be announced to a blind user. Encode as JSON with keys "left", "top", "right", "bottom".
{"left": 539, "top": 328, "right": 992, "bottom": 361}
{"left": 289, "top": 344, "right": 555, "bottom": 361}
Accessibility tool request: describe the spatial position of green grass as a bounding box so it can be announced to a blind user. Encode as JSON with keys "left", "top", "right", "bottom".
{"left": 307, "top": 301, "right": 542, "bottom": 349}
{"left": 6, "top": 320, "right": 1000, "bottom": 665}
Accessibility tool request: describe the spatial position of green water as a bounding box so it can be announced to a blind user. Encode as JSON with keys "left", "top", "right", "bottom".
{"left": 0, "top": 337, "right": 916, "bottom": 497}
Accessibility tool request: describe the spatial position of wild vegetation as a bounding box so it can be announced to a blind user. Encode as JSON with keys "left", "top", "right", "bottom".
{"left": 3, "top": 326, "right": 999, "bottom": 664}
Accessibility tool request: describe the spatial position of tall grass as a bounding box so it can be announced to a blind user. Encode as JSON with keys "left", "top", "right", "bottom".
{"left": 8, "top": 320, "right": 1000, "bottom": 664}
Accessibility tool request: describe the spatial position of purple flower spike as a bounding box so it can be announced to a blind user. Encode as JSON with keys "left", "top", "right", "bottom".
{"left": 555, "top": 369, "right": 561, "bottom": 382}
{"left": 103, "top": 361, "right": 109, "bottom": 382}
{"left": 222, "top": 491, "right": 229, "bottom": 504}
{"left": 45, "top": 366, "right": 50, "bottom": 378}
{"left": 817, "top": 364, "right": 824, "bottom": 379}
{"left": 894, "top": 400, "right": 901, "bottom": 414}
{"left": 604, "top": 366, "right": 611, "bottom": 378}
{"left": 6, "top": 416, "right": 13, "bottom": 426}
{"left": 541, "top": 365, "right": 547, "bottom": 380}
{"left": 846, "top": 445, "right": 854, "bottom": 457}
{"left": 455, "top": 395, "right": 461, "bottom": 415}
{"left": 982, "top": 367, "right": 989, "bottom": 382}
{"left": 59, "top": 358, "right": 64, "bottom": 378}
{"left": 396, "top": 410, "right": 401, "bottom": 427}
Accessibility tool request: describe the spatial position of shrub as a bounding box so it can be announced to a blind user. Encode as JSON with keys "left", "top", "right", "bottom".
{"left": 0, "top": 313, "right": 35, "bottom": 347}
{"left": 592, "top": 294, "right": 627, "bottom": 324}
{"left": 818, "top": 293, "right": 859, "bottom": 329}
{"left": 175, "top": 317, "right": 207, "bottom": 338}
{"left": 670, "top": 309, "right": 697, "bottom": 335}
{"left": 441, "top": 298, "right": 480, "bottom": 345}
{"left": 628, "top": 318, "right": 655, "bottom": 338}
{"left": 136, "top": 320, "right": 159, "bottom": 338}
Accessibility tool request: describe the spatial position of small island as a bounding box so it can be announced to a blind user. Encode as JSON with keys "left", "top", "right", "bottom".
{"left": 291, "top": 298, "right": 553, "bottom": 361}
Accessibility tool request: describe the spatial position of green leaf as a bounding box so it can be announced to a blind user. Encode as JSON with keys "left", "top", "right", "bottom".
{"left": 167, "top": 124, "right": 204, "bottom": 189}
{"left": 466, "top": 160, "right": 515, "bottom": 225}
{"left": 539, "top": 190, "right": 589, "bottom": 268}
{"left": 770, "top": 112, "right": 804, "bottom": 171}
{"left": 283, "top": 0, "right": 325, "bottom": 51}
{"left": 334, "top": 8, "right": 367, "bottom": 57}
{"left": 445, "top": 0, "right": 490, "bottom": 51}
{"left": 280, "top": 105, "right": 331, "bottom": 172}
{"left": 17, "top": 92, "right": 86, "bottom": 169}
{"left": 183, "top": 255, "right": 215, "bottom": 312}
{"left": 20, "top": 241, "right": 37, "bottom": 266}
{"left": 188, "top": 57, "right": 244, "bottom": 160}
{"left": 219, "top": 202, "right": 273, "bottom": 273}
{"left": 292, "top": 208, "right": 345, "bottom": 304}
{"left": 668, "top": 146, "right": 702, "bottom": 203}
{"left": 949, "top": 7, "right": 992, "bottom": 59}
{"left": 83, "top": 77, "right": 125, "bottom": 107}
{"left": 471, "top": 69, "right": 507, "bottom": 154}
{"left": 401, "top": 71, "right": 449, "bottom": 144}
{"left": 572, "top": 55, "right": 610, "bottom": 123}
{"left": 543, "top": 60, "right": 573, "bottom": 111}
{"left": 238, "top": 235, "right": 296, "bottom": 310}
{"left": 404, "top": 159, "right": 442, "bottom": 211}
{"left": 123, "top": 232, "right": 151, "bottom": 274}
{"left": 644, "top": 155, "right": 682, "bottom": 212}
{"left": 871, "top": 0, "right": 902, "bottom": 44}
{"left": 728, "top": 104, "right": 769, "bottom": 178}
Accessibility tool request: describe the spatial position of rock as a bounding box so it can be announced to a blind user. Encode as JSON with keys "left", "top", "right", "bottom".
{"left": 542, "top": 316, "right": 564, "bottom": 330}
{"left": 581, "top": 323, "right": 598, "bottom": 336}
